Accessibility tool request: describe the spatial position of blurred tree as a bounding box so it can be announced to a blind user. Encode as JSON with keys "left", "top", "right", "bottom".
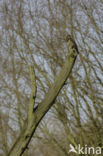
{"left": 0, "top": 0, "right": 103, "bottom": 156}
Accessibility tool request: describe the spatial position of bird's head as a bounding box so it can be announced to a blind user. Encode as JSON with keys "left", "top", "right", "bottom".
{"left": 65, "top": 34, "right": 72, "bottom": 42}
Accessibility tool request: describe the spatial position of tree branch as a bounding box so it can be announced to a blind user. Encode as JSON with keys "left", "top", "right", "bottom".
{"left": 8, "top": 48, "right": 78, "bottom": 156}
{"left": 28, "top": 66, "right": 36, "bottom": 123}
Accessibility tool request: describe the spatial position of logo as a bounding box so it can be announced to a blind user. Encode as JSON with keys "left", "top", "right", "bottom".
{"left": 68, "top": 144, "right": 102, "bottom": 155}
{"left": 68, "top": 144, "right": 77, "bottom": 153}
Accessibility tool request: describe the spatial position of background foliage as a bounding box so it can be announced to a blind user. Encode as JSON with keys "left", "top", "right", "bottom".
{"left": 0, "top": 0, "right": 103, "bottom": 155}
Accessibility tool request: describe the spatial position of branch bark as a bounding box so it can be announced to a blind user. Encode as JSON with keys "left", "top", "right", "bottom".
{"left": 28, "top": 66, "right": 36, "bottom": 122}
{"left": 7, "top": 49, "right": 78, "bottom": 156}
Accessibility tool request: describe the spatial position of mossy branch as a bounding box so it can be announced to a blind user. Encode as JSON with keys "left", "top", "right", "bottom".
{"left": 28, "top": 66, "right": 36, "bottom": 122}
{"left": 8, "top": 48, "right": 78, "bottom": 156}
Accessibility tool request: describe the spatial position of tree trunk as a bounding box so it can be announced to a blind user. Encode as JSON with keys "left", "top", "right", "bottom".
{"left": 8, "top": 49, "right": 78, "bottom": 156}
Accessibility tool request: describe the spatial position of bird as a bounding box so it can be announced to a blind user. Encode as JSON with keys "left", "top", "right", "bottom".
{"left": 66, "top": 34, "right": 79, "bottom": 55}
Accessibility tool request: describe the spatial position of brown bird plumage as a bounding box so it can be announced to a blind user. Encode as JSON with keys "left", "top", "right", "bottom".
{"left": 66, "top": 35, "right": 79, "bottom": 54}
